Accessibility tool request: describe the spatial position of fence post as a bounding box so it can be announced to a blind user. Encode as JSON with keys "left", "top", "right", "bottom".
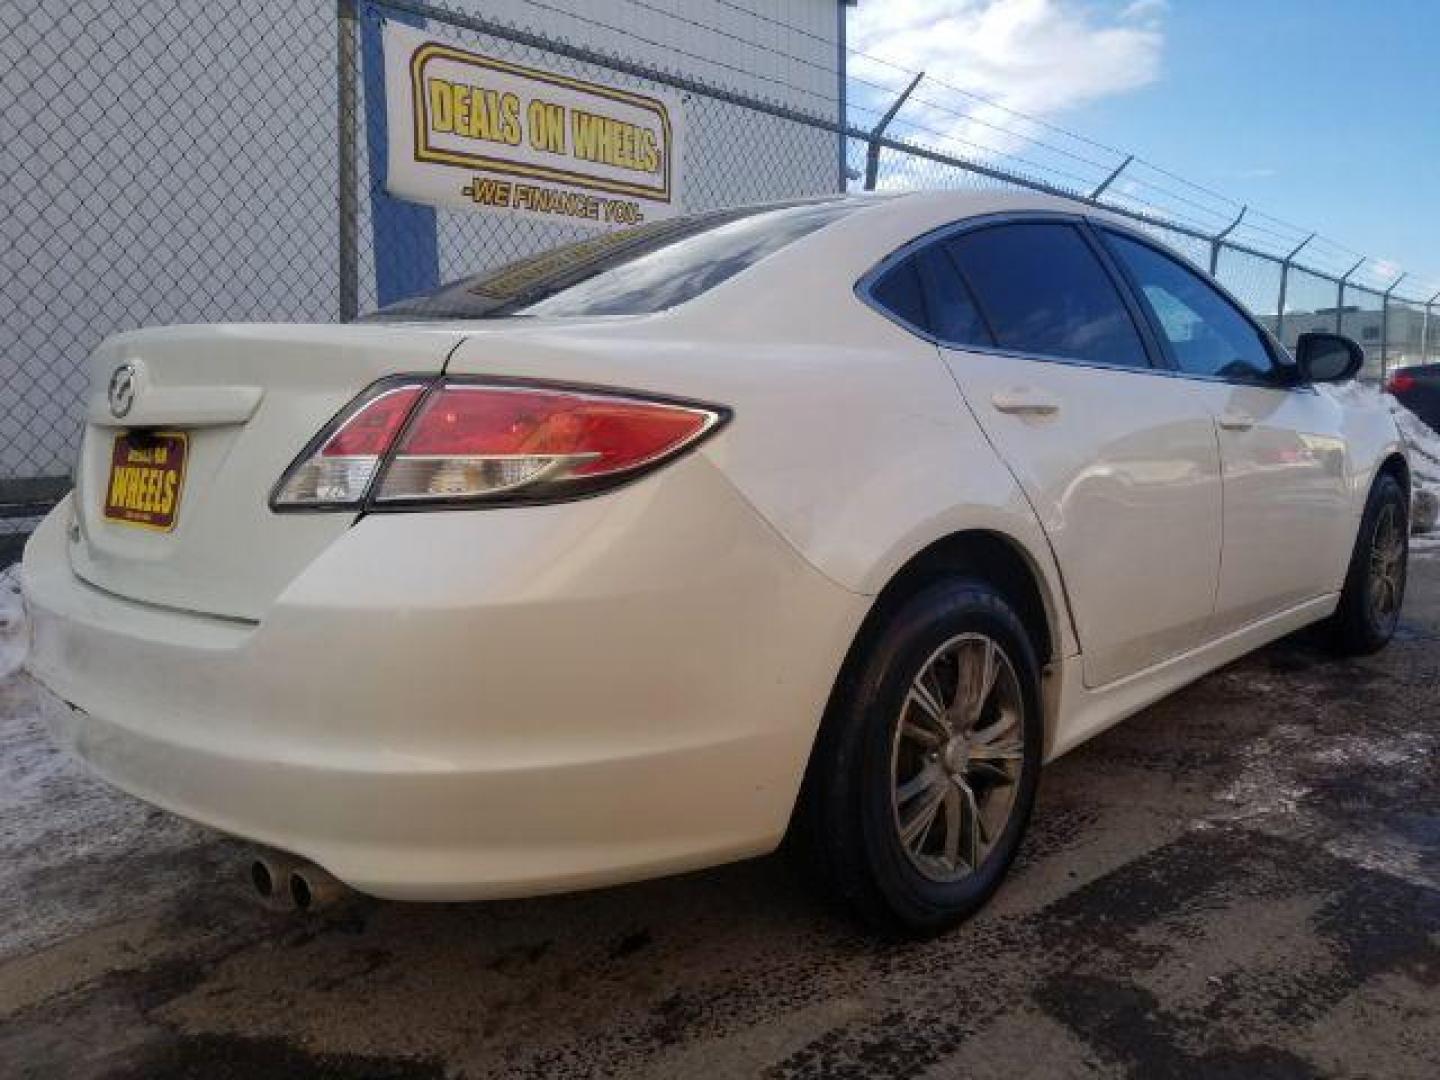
{"left": 1274, "top": 233, "right": 1315, "bottom": 346}
{"left": 1336, "top": 257, "right": 1366, "bottom": 334}
{"left": 1381, "top": 272, "right": 1408, "bottom": 382}
{"left": 835, "top": 0, "right": 847, "bottom": 192}
{"left": 1423, "top": 289, "right": 1440, "bottom": 364}
{"left": 1088, "top": 154, "right": 1132, "bottom": 201}
{"left": 863, "top": 72, "right": 923, "bottom": 191}
{"left": 337, "top": 0, "right": 360, "bottom": 322}
{"left": 1208, "top": 205, "right": 1246, "bottom": 277}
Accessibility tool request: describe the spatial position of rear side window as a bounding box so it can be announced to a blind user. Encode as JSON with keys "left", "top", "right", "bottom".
{"left": 866, "top": 246, "right": 992, "bottom": 346}
{"left": 870, "top": 257, "right": 929, "bottom": 330}
{"left": 1101, "top": 230, "right": 1279, "bottom": 383}
{"left": 913, "top": 245, "right": 991, "bottom": 346}
{"left": 945, "top": 222, "right": 1150, "bottom": 368}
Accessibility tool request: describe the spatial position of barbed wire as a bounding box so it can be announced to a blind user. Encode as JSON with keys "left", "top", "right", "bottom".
{"left": 706, "top": 0, "right": 838, "bottom": 50}
{"left": 420, "top": 0, "right": 842, "bottom": 114}
{"left": 448, "top": 0, "right": 1433, "bottom": 290}
{"left": 677, "top": 1, "right": 1430, "bottom": 290}
{"left": 880, "top": 117, "right": 1104, "bottom": 196}
{"left": 619, "top": 0, "right": 838, "bottom": 77}
{"left": 622, "top": 0, "right": 1137, "bottom": 201}
{"left": 443, "top": 0, "right": 1144, "bottom": 215}
{"left": 6, "top": 0, "right": 1438, "bottom": 511}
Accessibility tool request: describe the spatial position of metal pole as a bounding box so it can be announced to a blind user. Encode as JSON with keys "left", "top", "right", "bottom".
{"left": 1336, "top": 257, "right": 1366, "bottom": 334}
{"left": 1423, "top": 289, "right": 1440, "bottom": 363}
{"left": 864, "top": 71, "right": 923, "bottom": 191}
{"left": 1088, "top": 154, "right": 1133, "bottom": 201}
{"left": 836, "top": 0, "right": 847, "bottom": 192}
{"left": 336, "top": 0, "right": 360, "bottom": 322}
{"left": 1274, "top": 233, "right": 1315, "bottom": 347}
{"left": 1208, "top": 205, "right": 1247, "bottom": 276}
{"left": 1381, "top": 272, "right": 1408, "bottom": 383}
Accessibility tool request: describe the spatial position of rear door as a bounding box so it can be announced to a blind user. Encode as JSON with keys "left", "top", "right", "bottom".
{"left": 884, "top": 217, "right": 1225, "bottom": 688}
{"left": 1097, "top": 227, "right": 1354, "bottom": 632}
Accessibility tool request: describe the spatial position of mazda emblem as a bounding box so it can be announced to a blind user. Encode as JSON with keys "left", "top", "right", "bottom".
{"left": 108, "top": 363, "right": 137, "bottom": 419}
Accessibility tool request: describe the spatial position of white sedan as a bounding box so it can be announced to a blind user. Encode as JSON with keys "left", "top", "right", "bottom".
{"left": 23, "top": 191, "right": 1409, "bottom": 934}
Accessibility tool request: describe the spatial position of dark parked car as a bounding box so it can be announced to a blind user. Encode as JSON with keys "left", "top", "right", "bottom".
{"left": 1388, "top": 363, "right": 1440, "bottom": 434}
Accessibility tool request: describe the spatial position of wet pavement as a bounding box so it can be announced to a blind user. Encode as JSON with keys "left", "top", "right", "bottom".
{"left": 2, "top": 549, "right": 1437, "bottom": 1079}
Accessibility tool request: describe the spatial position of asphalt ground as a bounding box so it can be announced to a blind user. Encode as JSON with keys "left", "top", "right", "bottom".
{"left": 2, "top": 546, "right": 1437, "bottom": 1079}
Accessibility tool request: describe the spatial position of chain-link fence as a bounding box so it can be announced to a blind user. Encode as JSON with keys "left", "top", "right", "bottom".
{"left": 2, "top": 0, "right": 345, "bottom": 548}
{"left": 4, "top": 0, "right": 1439, "bottom": 551}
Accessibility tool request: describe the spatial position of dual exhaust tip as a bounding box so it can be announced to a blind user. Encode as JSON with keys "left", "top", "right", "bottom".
{"left": 249, "top": 852, "right": 349, "bottom": 914}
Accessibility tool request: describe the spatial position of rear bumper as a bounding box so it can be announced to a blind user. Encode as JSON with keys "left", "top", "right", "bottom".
{"left": 23, "top": 461, "right": 867, "bottom": 900}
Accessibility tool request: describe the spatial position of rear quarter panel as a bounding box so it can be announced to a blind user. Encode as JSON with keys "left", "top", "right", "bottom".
{"left": 443, "top": 195, "right": 1079, "bottom": 661}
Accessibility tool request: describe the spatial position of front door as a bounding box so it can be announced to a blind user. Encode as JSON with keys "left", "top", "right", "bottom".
{"left": 1208, "top": 384, "right": 1351, "bottom": 631}
{"left": 1097, "top": 227, "right": 1354, "bottom": 635}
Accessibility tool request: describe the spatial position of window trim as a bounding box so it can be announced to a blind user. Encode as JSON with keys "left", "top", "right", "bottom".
{"left": 856, "top": 210, "right": 1308, "bottom": 390}
{"left": 856, "top": 211, "right": 1168, "bottom": 375}
{"left": 1088, "top": 221, "right": 1302, "bottom": 389}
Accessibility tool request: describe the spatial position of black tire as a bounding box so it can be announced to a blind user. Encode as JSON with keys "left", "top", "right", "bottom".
{"left": 1324, "top": 471, "right": 1409, "bottom": 656}
{"left": 791, "top": 577, "right": 1043, "bottom": 937}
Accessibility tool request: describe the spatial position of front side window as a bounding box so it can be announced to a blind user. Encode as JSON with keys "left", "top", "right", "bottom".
{"left": 1102, "top": 230, "right": 1279, "bottom": 382}
{"left": 944, "top": 222, "right": 1150, "bottom": 368}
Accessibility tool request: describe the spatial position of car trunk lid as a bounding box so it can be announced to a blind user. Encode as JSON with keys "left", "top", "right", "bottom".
{"left": 69, "top": 323, "right": 466, "bottom": 621}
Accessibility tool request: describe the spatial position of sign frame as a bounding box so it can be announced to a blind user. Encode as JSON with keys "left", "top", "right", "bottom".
{"left": 383, "top": 21, "right": 684, "bottom": 227}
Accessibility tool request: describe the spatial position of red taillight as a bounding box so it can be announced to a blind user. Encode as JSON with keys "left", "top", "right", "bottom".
{"left": 322, "top": 385, "right": 424, "bottom": 456}
{"left": 1387, "top": 372, "right": 1416, "bottom": 394}
{"left": 272, "top": 378, "right": 726, "bottom": 511}
{"left": 272, "top": 382, "right": 427, "bottom": 508}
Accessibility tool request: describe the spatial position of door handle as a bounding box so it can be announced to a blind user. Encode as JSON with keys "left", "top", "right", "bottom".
{"left": 1217, "top": 411, "right": 1255, "bottom": 431}
{"left": 991, "top": 388, "right": 1060, "bottom": 416}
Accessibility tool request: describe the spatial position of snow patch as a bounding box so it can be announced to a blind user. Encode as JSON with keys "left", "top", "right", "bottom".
{"left": 1390, "top": 398, "right": 1440, "bottom": 488}
{"left": 1326, "top": 381, "right": 1440, "bottom": 530}
{"left": 0, "top": 564, "right": 27, "bottom": 680}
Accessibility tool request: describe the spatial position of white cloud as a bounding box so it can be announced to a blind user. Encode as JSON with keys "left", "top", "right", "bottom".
{"left": 849, "top": 0, "right": 1165, "bottom": 182}
{"left": 1122, "top": 0, "right": 1168, "bottom": 24}
{"left": 1369, "top": 258, "right": 1404, "bottom": 285}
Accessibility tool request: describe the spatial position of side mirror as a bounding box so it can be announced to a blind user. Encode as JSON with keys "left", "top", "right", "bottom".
{"left": 1295, "top": 332, "right": 1364, "bottom": 384}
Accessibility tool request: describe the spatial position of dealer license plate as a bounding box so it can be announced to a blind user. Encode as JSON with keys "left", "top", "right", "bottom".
{"left": 103, "top": 431, "right": 189, "bottom": 531}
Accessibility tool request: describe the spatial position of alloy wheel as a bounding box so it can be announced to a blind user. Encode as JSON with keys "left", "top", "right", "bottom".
{"left": 890, "top": 632, "right": 1026, "bottom": 883}
{"left": 1368, "top": 501, "right": 1406, "bottom": 631}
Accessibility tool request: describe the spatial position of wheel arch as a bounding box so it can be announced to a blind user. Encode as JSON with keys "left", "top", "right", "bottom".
{"left": 855, "top": 530, "right": 1061, "bottom": 671}
{"left": 786, "top": 526, "right": 1065, "bottom": 854}
{"left": 813, "top": 528, "right": 1066, "bottom": 755}
{"left": 1376, "top": 450, "right": 1410, "bottom": 499}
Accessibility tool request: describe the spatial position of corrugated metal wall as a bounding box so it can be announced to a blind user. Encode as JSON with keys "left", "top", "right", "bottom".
{"left": 461, "top": 0, "right": 838, "bottom": 111}
{"left": 1, "top": 0, "right": 842, "bottom": 485}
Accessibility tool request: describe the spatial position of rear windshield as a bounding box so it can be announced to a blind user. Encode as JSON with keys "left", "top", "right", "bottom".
{"left": 365, "top": 199, "right": 867, "bottom": 322}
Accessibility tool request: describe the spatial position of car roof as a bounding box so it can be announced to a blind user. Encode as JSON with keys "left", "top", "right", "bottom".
{"left": 881, "top": 187, "right": 1144, "bottom": 227}
{"left": 766, "top": 189, "right": 1155, "bottom": 247}
{"left": 726, "top": 187, "right": 1117, "bottom": 222}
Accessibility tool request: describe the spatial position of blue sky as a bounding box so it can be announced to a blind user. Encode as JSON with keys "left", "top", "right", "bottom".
{"left": 848, "top": 0, "right": 1440, "bottom": 293}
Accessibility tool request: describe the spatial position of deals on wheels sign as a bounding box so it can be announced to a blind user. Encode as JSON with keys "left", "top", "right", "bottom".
{"left": 383, "top": 22, "right": 684, "bottom": 228}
